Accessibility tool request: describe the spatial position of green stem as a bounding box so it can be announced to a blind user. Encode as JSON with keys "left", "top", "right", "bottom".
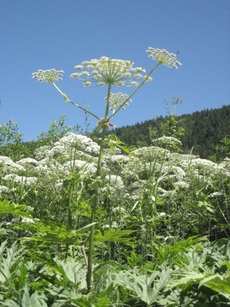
{"left": 52, "top": 83, "right": 100, "bottom": 120}
{"left": 68, "top": 100, "right": 100, "bottom": 121}
{"left": 86, "top": 83, "right": 112, "bottom": 292}
{"left": 68, "top": 181, "right": 74, "bottom": 229}
{"left": 86, "top": 194, "right": 97, "bottom": 292}
{"left": 104, "top": 83, "right": 112, "bottom": 119}
{"left": 108, "top": 63, "right": 161, "bottom": 121}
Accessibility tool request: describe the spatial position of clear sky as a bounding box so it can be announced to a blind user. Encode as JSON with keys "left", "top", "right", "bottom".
{"left": 1, "top": 0, "right": 229, "bottom": 141}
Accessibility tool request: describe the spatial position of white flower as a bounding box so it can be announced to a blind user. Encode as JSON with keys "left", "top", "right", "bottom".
{"left": 63, "top": 160, "right": 97, "bottom": 174}
{"left": 83, "top": 80, "right": 91, "bottom": 87}
{"left": 170, "top": 166, "right": 186, "bottom": 180}
{"left": 105, "top": 92, "right": 132, "bottom": 113}
{"left": 146, "top": 47, "right": 182, "bottom": 69}
{"left": 174, "top": 181, "right": 189, "bottom": 189}
{"left": 34, "top": 159, "right": 49, "bottom": 172}
{"left": 24, "top": 177, "right": 37, "bottom": 185}
{"left": 71, "top": 56, "right": 150, "bottom": 87}
{"left": 32, "top": 69, "right": 64, "bottom": 83}
{"left": 34, "top": 145, "right": 51, "bottom": 160}
{"left": 106, "top": 154, "right": 130, "bottom": 164}
{"left": 3, "top": 174, "right": 22, "bottom": 183}
{"left": 190, "top": 158, "right": 224, "bottom": 176}
{"left": 103, "top": 222, "right": 118, "bottom": 229}
{"left": 17, "top": 158, "right": 39, "bottom": 166}
{"left": 105, "top": 175, "right": 124, "bottom": 189}
{"left": 0, "top": 185, "right": 10, "bottom": 193}
{"left": 133, "top": 146, "right": 170, "bottom": 158}
{"left": 0, "top": 156, "right": 25, "bottom": 173}
{"left": 74, "top": 65, "right": 84, "bottom": 70}
{"left": 152, "top": 136, "right": 182, "bottom": 146}
{"left": 191, "top": 158, "right": 217, "bottom": 168}
{"left": 3, "top": 174, "right": 37, "bottom": 186}
{"left": 21, "top": 217, "right": 35, "bottom": 224}
{"left": 164, "top": 236, "right": 175, "bottom": 242}
{"left": 58, "top": 133, "right": 100, "bottom": 155}
{"left": 208, "top": 192, "right": 223, "bottom": 198}
{"left": 112, "top": 206, "right": 126, "bottom": 213}
{"left": 48, "top": 145, "right": 69, "bottom": 159}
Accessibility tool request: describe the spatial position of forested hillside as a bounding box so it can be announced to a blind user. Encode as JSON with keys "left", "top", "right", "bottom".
{"left": 0, "top": 105, "right": 229, "bottom": 162}
{"left": 111, "top": 105, "right": 230, "bottom": 160}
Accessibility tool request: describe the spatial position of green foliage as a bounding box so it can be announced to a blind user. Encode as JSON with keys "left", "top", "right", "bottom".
{"left": 0, "top": 119, "right": 25, "bottom": 161}
{"left": 2, "top": 106, "right": 229, "bottom": 162}
{"left": 0, "top": 236, "right": 229, "bottom": 306}
{"left": 112, "top": 105, "right": 230, "bottom": 160}
{"left": 152, "top": 236, "right": 202, "bottom": 265}
{"left": 15, "top": 219, "right": 85, "bottom": 245}
{"left": 94, "top": 228, "right": 135, "bottom": 245}
{"left": 0, "top": 118, "right": 23, "bottom": 146}
{"left": 201, "top": 274, "right": 230, "bottom": 300}
{"left": 1, "top": 51, "right": 230, "bottom": 305}
{"left": 0, "top": 115, "right": 82, "bottom": 161}
{"left": 215, "top": 136, "right": 230, "bottom": 160}
{"left": 2, "top": 285, "right": 48, "bottom": 307}
{"left": 102, "top": 134, "right": 136, "bottom": 156}
{"left": 110, "top": 268, "right": 172, "bottom": 306}
{"left": 0, "top": 200, "right": 32, "bottom": 219}
{"left": 37, "top": 114, "right": 80, "bottom": 146}
{"left": 164, "top": 239, "right": 230, "bottom": 305}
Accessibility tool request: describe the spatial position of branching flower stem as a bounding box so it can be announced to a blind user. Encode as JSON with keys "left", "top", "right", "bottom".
{"left": 108, "top": 62, "right": 161, "bottom": 121}
{"left": 52, "top": 83, "right": 100, "bottom": 121}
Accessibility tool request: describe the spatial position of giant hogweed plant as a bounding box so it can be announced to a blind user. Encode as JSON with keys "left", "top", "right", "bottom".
{"left": 32, "top": 48, "right": 182, "bottom": 292}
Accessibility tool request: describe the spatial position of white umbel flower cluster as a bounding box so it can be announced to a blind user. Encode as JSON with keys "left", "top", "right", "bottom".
{"left": 32, "top": 69, "right": 64, "bottom": 83}
{"left": 146, "top": 47, "right": 182, "bottom": 69}
{"left": 105, "top": 92, "right": 132, "bottom": 113}
{"left": 71, "top": 56, "right": 151, "bottom": 87}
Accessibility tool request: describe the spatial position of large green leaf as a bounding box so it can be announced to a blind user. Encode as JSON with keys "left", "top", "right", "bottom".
{"left": 152, "top": 236, "right": 202, "bottom": 265}
{"left": 51, "top": 258, "right": 87, "bottom": 289}
{"left": 1, "top": 284, "right": 48, "bottom": 307}
{"left": 0, "top": 200, "right": 32, "bottom": 219}
{"left": 14, "top": 218, "right": 97, "bottom": 245}
{"left": 18, "top": 220, "right": 81, "bottom": 245}
{"left": 111, "top": 268, "right": 171, "bottom": 305}
{"left": 94, "top": 228, "right": 135, "bottom": 245}
{"left": 0, "top": 241, "right": 24, "bottom": 284}
{"left": 200, "top": 273, "right": 230, "bottom": 300}
{"left": 168, "top": 271, "right": 205, "bottom": 290}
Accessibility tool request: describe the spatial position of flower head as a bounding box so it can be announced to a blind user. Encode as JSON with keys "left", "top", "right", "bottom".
{"left": 70, "top": 56, "right": 150, "bottom": 87}
{"left": 105, "top": 92, "right": 132, "bottom": 113}
{"left": 32, "top": 69, "right": 64, "bottom": 83}
{"left": 146, "top": 47, "right": 182, "bottom": 69}
{"left": 152, "top": 136, "right": 182, "bottom": 145}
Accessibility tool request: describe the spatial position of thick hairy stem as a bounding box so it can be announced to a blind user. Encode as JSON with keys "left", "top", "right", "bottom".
{"left": 86, "top": 194, "right": 97, "bottom": 292}
{"left": 86, "top": 84, "right": 111, "bottom": 292}
{"left": 68, "top": 183, "right": 74, "bottom": 229}
{"left": 86, "top": 124, "right": 108, "bottom": 292}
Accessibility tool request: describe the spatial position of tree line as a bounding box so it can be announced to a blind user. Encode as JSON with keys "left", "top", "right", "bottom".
{"left": 0, "top": 105, "right": 230, "bottom": 162}
{"left": 109, "top": 104, "right": 230, "bottom": 161}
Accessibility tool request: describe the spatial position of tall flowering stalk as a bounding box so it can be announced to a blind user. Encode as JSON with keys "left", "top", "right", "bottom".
{"left": 32, "top": 47, "right": 181, "bottom": 292}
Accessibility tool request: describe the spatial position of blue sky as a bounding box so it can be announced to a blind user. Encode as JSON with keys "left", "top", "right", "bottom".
{"left": 1, "top": 0, "right": 229, "bottom": 141}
